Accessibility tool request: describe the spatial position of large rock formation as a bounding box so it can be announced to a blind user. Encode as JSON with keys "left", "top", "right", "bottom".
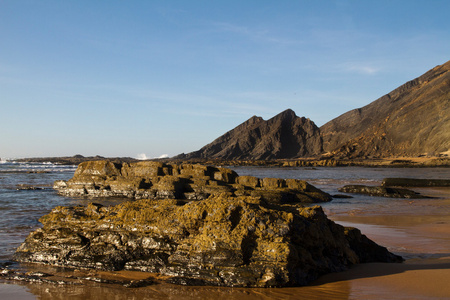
{"left": 321, "top": 60, "right": 450, "bottom": 158}
{"left": 177, "top": 109, "right": 322, "bottom": 160}
{"left": 54, "top": 160, "right": 331, "bottom": 204}
{"left": 14, "top": 194, "right": 402, "bottom": 287}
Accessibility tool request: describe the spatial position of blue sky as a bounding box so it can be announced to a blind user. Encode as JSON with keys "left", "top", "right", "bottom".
{"left": 1, "top": 1, "right": 449, "bottom": 158}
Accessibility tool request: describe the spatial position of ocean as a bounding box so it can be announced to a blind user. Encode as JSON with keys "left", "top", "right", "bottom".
{"left": 1, "top": 160, "right": 449, "bottom": 299}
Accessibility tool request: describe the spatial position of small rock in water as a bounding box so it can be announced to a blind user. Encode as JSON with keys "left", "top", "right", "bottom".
{"left": 332, "top": 194, "right": 354, "bottom": 199}
{"left": 338, "top": 185, "right": 428, "bottom": 198}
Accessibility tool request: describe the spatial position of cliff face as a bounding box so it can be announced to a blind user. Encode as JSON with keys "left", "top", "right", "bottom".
{"left": 179, "top": 109, "right": 322, "bottom": 160}
{"left": 321, "top": 60, "right": 450, "bottom": 158}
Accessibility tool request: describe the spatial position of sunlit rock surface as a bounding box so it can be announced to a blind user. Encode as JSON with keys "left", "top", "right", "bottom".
{"left": 15, "top": 194, "right": 402, "bottom": 287}
{"left": 176, "top": 109, "right": 323, "bottom": 160}
{"left": 321, "top": 60, "right": 450, "bottom": 158}
{"left": 54, "top": 160, "right": 332, "bottom": 204}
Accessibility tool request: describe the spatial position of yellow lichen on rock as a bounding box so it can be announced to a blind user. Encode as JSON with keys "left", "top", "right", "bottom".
{"left": 54, "top": 160, "right": 332, "bottom": 204}
{"left": 16, "top": 193, "right": 402, "bottom": 287}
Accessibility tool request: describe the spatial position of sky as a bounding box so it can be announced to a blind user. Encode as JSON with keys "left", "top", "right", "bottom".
{"left": 1, "top": 0, "right": 450, "bottom": 159}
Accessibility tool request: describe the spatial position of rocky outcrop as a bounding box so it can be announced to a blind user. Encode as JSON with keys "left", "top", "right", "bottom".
{"left": 382, "top": 178, "right": 450, "bottom": 187}
{"left": 176, "top": 109, "right": 323, "bottom": 160}
{"left": 0, "top": 266, "right": 156, "bottom": 287}
{"left": 54, "top": 160, "right": 331, "bottom": 204}
{"left": 338, "top": 185, "right": 427, "bottom": 198}
{"left": 321, "top": 60, "right": 450, "bottom": 158}
{"left": 14, "top": 194, "right": 402, "bottom": 287}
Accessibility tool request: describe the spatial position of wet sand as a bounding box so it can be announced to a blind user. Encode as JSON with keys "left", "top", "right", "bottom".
{"left": 323, "top": 187, "right": 450, "bottom": 299}
{"left": 1, "top": 187, "right": 449, "bottom": 299}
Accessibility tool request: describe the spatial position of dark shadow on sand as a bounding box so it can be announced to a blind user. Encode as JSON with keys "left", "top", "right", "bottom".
{"left": 311, "top": 254, "right": 450, "bottom": 286}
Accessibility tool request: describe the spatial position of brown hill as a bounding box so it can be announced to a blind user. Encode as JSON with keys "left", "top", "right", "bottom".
{"left": 177, "top": 60, "right": 449, "bottom": 161}
{"left": 321, "top": 60, "right": 450, "bottom": 158}
{"left": 177, "top": 109, "right": 322, "bottom": 160}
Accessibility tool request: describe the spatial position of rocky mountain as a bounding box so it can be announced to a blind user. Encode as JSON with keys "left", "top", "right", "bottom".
{"left": 177, "top": 60, "right": 449, "bottom": 161}
{"left": 177, "top": 109, "right": 322, "bottom": 160}
{"left": 321, "top": 60, "right": 450, "bottom": 158}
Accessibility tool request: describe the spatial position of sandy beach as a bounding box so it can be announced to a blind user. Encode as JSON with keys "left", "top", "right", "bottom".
{"left": 320, "top": 187, "right": 450, "bottom": 299}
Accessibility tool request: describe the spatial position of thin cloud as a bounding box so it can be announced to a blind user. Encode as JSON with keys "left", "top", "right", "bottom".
{"left": 337, "top": 62, "right": 382, "bottom": 75}
{"left": 347, "top": 65, "right": 380, "bottom": 75}
{"left": 212, "top": 21, "right": 300, "bottom": 46}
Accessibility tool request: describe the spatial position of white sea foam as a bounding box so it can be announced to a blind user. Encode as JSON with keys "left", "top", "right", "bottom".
{"left": 0, "top": 158, "right": 13, "bottom": 164}
{"left": 156, "top": 154, "right": 169, "bottom": 159}
{"left": 136, "top": 153, "right": 148, "bottom": 160}
{"left": 0, "top": 161, "right": 77, "bottom": 173}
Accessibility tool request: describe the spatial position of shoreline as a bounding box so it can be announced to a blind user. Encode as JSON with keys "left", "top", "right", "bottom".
{"left": 1, "top": 175, "right": 449, "bottom": 299}
{"left": 319, "top": 186, "right": 450, "bottom": 299}
{"left": 2, "top": 253, "right": 449, "bottom": 299}
{"left": 12, "top": 154, "right": 450, "bottom": 168}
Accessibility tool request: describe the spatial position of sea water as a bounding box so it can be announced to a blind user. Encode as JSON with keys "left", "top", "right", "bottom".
{"left": 0, "top": 161, "right": 133, "bottom": 264}
{"left": 232, "top": 165, "right": 450, "bottom": 213}
{"left": 0, "top": 161, "right": 76, "bottom": 263}
{"left": 1, "top": 161, "right": 449, "bottom": 299}
{"left": 1, "top": 162, "right": 449, "bottom": 264}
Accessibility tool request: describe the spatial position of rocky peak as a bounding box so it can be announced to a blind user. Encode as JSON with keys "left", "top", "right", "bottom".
{"left": 177, "top": 60, "right": 450, "bottom": 160}
{"left": 271, "top": 108, "right": 297, "bottom": 121}
{"left": 177, "top": 109, "right": 322, "bottom": 160}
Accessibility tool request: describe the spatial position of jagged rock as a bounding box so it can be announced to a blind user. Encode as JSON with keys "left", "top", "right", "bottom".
{"left": 0, "top": 267, "right": 71, "bottom": 285}
{"left": 14, "top": 194, "right": 402, "bottom": 287}
{"left": 338, "top": 185, "right": 427, "bottom": 198}
{"left": 54, "top": 160, "right": 331, "bottom": 204}
{"left": 176, "top": 109, "right": 323, "bottom": 160}
{"left": 0, "top": 266, "right": 155, "bottom": 287}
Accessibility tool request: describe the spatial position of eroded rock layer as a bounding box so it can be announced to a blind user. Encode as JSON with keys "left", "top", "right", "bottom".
{"left": 14, "top": 195, "right": 402, "bottom": 287}
{"left": 54, "top": 160, "right": 331, "bottom": 204}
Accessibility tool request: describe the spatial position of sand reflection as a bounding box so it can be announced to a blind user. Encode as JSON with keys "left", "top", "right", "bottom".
{"left": 19, "top": 279, "right": 352, "bottom": 300}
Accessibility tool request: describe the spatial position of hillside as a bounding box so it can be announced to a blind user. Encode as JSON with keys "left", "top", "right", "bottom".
{"left": 177, "top": 60, "right": 450, "bottom": 161}
{"left": 321, "top": 60, "right": 450, "bottom": 158}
